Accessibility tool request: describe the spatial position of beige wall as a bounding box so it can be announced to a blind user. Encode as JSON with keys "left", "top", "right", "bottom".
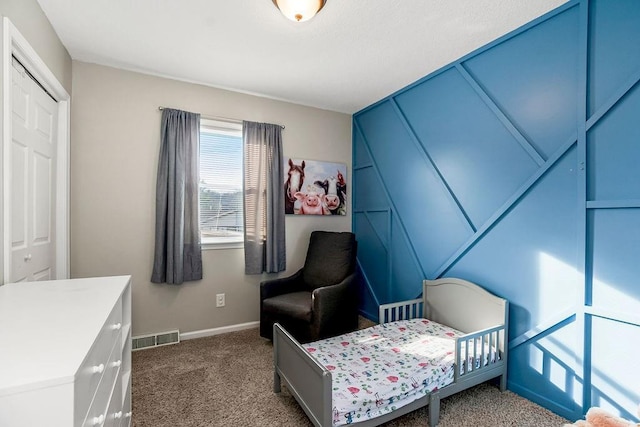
{"left": 71, "top": 61, "right": 352, "bottom": 336}
{"left": 0, "top": 0, "right": 72, "bottom": 93}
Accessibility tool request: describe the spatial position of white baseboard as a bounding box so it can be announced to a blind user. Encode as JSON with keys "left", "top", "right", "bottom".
{"left": 180, "top": 321, "right": 259, "bottom": 340}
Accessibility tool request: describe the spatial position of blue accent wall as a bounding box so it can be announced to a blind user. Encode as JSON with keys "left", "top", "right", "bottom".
{"left": 352, "top": 0, "right": 640, "bottom": 421}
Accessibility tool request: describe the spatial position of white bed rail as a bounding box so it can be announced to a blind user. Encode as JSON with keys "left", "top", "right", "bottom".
{"left": 379, "top": 298, "right": 423, "bottom": 323}
{"left": 454, "top": 324, "right": 506, "bottom": 382}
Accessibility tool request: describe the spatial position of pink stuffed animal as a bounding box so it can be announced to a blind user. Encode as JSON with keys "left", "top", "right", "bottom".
{"left": 566, "top": 406, "right": 640, "bottom": 427}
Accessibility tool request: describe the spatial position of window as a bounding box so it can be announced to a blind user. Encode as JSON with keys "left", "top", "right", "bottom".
{"left": 199, "top": 119, "right": 243, "bottom": 248}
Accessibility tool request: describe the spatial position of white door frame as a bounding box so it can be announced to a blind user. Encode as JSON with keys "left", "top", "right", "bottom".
{"left": 2, "top": 17, "right": 70, "bottom": 284}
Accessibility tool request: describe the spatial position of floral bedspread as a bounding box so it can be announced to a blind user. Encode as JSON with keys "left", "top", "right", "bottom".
{"left": 302, "top": 318, "right": 492, "bottom": 426}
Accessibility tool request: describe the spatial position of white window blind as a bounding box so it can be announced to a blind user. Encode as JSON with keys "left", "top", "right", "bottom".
{"left": 199, "top": 119, "right": 243, "bottom": 247}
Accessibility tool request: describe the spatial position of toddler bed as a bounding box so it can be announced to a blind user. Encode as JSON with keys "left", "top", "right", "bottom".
{"left": 273, "top": 277, "right": 509, "bottom": 426}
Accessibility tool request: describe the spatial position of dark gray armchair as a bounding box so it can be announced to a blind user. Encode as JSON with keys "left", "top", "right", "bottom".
{"left": 260, "top": 231, "right": 358, "bottom": 343}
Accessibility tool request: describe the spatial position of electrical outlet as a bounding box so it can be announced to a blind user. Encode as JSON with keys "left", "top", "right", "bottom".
{"left": 216, "top": 293, "right": 225, "bottom": 307}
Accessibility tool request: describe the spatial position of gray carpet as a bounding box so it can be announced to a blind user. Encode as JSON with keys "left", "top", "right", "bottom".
{"left": 132, "top": 326, "right": 570, "bottom": 427}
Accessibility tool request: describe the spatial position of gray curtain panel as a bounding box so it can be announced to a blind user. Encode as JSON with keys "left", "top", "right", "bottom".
{"left": 151, "top": 108, "right": 203, "bottom": 284}
{"left": 243, "top": 121, "right": 286, "bottom": 274}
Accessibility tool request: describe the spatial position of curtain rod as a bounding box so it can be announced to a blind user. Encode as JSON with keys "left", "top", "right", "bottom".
{"left": 158, "top": 106, "right": 285, "bottom": 129}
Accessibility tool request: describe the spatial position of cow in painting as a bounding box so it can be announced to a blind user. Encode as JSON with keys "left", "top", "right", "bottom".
{"left": 314, "top": 171, "right": 346, "bottom": 215}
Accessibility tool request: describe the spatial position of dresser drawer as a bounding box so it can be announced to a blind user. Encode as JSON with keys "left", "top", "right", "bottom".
{"left": 82, "top": 331, "right": 122, "bottom": 427}
{"left": 103, "top": 372, "right": 122, "bottom": 427}
{"left": 75, "top": 299, "right": 123, "bottom": 425}
{"left": 120, "top": 380, "right": 132, "bottom": 427}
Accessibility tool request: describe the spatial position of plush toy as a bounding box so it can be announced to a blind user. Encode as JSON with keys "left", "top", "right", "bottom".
{"left": 566, "top": 406, "right": 640, "bottom": 427}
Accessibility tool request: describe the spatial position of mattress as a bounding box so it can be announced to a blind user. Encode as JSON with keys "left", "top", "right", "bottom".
{"left": 302, "top": 318, "right": 494, "bottom": 426}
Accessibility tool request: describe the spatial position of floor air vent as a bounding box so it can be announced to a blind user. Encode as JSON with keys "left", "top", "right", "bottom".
{"left": 132, "top": 330, "right": 180, "bottom": 351}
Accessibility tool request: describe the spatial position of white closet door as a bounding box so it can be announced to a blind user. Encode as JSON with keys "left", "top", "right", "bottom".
{"left": 9, "top": 59, "right": 58, "bottom": 283}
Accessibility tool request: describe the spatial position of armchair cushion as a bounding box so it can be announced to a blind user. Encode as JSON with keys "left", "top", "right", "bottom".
{"left": 262, "top": 291, "right": 313, "bottom": 322}
{"left": 303, "top": 231, "right": 355, "bottom": 290}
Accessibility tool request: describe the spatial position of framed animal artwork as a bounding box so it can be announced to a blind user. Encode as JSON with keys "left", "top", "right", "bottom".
{"left": 283, "top": 158, "right": 347, "bottom": 215}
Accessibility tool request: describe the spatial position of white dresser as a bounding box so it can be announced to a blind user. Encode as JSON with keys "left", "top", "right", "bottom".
{"left": 0, "top": 276, "right": 132, "bottom": 427}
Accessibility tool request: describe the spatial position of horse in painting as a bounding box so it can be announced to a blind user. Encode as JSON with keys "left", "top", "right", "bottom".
{"left": 284, "top": 159, "right": 305, "bottom": 214}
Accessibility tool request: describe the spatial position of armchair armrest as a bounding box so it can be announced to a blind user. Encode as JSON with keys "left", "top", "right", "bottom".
{"left": 260, "top": 268, "right": 305, "bottom": 300}
{"left": 311, "top": 272, "right": 358, "bottom": 339}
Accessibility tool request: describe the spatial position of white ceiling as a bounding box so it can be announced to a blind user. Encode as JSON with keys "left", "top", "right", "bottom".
{"left": 37, "top": 0, "right": 568, "bottom": 114}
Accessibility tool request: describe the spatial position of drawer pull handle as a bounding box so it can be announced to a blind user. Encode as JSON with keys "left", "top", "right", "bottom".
{"left": 112, "top": 322, "right": 122, "bottom": 330}
{"left": 92, "top": 363, "right": 105, "bottom": 374}
{"left": 125, "top": 411, "right": 132, "bottom": 418}
{"left": 114, "top": 411, "right": 123, "bottom": 419}
{"left": 91, "top": 414, "right": 104, "bottom": 425}
{"left": 112, "top": 360, "right": 122, "bottom": 368}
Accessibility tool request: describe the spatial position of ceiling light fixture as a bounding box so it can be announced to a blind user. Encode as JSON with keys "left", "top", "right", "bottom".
{"left": 272, "top": 0, "right": 327, "bottom": 22}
